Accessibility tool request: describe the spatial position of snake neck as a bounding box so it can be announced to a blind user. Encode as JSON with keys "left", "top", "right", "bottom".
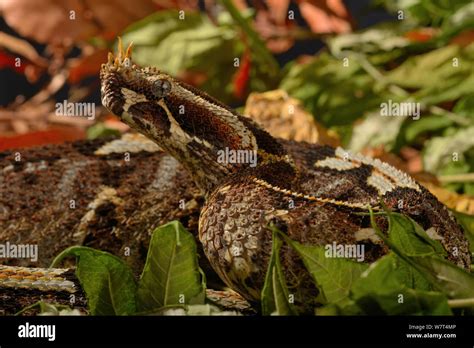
{"left": 100, "top": 50, "right": 292, "bottom": 193}
{"left": 136, "top": 80, "right": 292, "bottom": 193}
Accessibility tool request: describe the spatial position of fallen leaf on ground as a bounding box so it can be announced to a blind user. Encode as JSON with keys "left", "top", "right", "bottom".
{"left": 244, "top": 89, "right": 340, "bottom": 146}
{"left": 423, "top": 183, "right": 474, "bottom": 215}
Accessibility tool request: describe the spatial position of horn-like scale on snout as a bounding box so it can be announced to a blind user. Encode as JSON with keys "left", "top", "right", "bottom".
{"left": 106, "top": 37, "right": 134, "bottom": 67}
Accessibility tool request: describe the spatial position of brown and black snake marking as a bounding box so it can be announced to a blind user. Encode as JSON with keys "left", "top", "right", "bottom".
{"left": 0, "top": 134, "right": 204, "bottom": 275}
{"left": 99, "top": 41, "right": 470, "bottom": 312}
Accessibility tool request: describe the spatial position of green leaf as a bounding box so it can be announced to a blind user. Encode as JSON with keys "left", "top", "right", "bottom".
{"left": 386, "top": 45, "right": 462, "bottom": 89}
{"left": 317, "top": 253, "right": 445, "bottom": 315}
{"left": 276, "top": 230, "right": 368, "bottom": 304}
{"left": 136, "top": 221, "right": 205, "bottom": 311}
{"left": 438, "top": 159, "right": 471, "bottom": 194}
{"left": 280, "top": 53, "right": 386, "bottom": 127}
{"left": 121, "top": 10, "right": 242, "bottom": 103}
{"left": 388, "top": 212, "right": 447, "bottom": 257}
{"left": 396, "top": 255, "right": 434, "bottom": 291}
{"left": 412, "top": 257, "right": 474, "bottom": 300}
{"left": 355, "top": 287, "right": 452, "bottom": 315}
{"left": 356, "top": 253, "right": 432, "bottom": 291}
{"left": 453, "top": 94, "right": 474, "bottom": 119}
{"left": 378, "top": 0, "right": 472, "bottom": 28}
{"left": 350, "top": 253, "right": 451, "bottom": 315}
{"left": 122, "top": 11, "right": 218, "bottom": 76}
{"left": 443, "top": 2, "right": 474, "bottom": 38}
{"left": 423, "top": 126, "right": 474, "bottom": 173}
{"left": 385, "top": 44, "right": 474, "bottom": 105}
{"left": 401, "top": 116, "right": 454, "bottom": 145}
{"left": 86, "top": 123, "right": 121, "bottom": 140}
{"left": 453, "top": 211, "right": 474, "bottom": 254}
{"left": 328, "top": 23, "right": 410, "bottom": 57}
{"left": 261, "top": 230, "right": 296, "bottom": 315}
{"left": 51, "top": 246, "right": 137, "bottom": 315}
{"left": 121, "top": 9, "right": 280, "bottom": 102}
{"left": 348, "top": 111, "right": 406, "bottom": 152}
{"left": 419, "top": 73, "right": 474, "bottom": 106}
{"left": 369, "top": 209, "right": 474, "bottom": 301}
{"left": 352, "top": 254, "right": 405, "bottom": 296}
{"left": 15, "top": 301, "right": 81, "bottom": 316}
{"left": 315, "top": 298, "right": 362, "bottom": 316}
{"left": 37, "top": 302, "right": 64, "bottom": 315}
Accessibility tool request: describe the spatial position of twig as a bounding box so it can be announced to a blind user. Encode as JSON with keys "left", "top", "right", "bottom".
{"left": 438, "top": 173, "right": 474, "bottom": 184}
{"left": 0, "top": 32, "right": 48, "bottom": 67}
{"left": 14, "top": 301, "right": 42, "bottom": 316}
{"left": 447, "top": 298, "right": 474, "bottom": 308}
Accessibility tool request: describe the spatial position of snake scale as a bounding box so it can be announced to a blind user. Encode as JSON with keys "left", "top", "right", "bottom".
{"left": 0, "top": 41, "right": 471, "bottom": 314}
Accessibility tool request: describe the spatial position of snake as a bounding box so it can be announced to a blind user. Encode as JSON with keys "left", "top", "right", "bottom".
{"left": 0, "top": 40, "right": 470, "bottom": 314}
{"left": 98, "top": 41, "right": 470, "bottom": 312}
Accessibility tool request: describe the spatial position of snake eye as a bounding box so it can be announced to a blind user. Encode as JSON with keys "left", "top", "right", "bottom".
{"left": 152, "top": 79, "right": 171, "bottom": 98}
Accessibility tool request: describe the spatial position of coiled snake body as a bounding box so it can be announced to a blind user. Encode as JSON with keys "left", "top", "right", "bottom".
{"left": 99, "top": 42, "right": 470, "bottom": 312}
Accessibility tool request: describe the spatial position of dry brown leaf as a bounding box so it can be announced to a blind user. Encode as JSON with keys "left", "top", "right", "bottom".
{"left": 103, "top": 116, "right": 131, "bottom": 133}
{"left": 232, "top": 0, "right": 352, "bottom": 53}
{"left": 0, "top": 0, "right": 157, "bottom": 45}
{"left": 0, "top": 127, "right": 86, "bottom": 150}
{"left": 399, "top": 146, "right": 423, "bottom": 173}
{"left": 422, "top": 183, "right": 474, "bottom": 215}
{"left": 244, "top": 89, "right": 340, "bottom": 146}
{"left": 154, "top": 0, "right": 198, "bottom": 11}
{"left": 67, "top": 48, "right": 109, "bottom": 84}
{"left": 266, "top": 0, "right": 291, "bottom": 23}
{"left": 295, "top": 0, "right": 353, "bottom": 33}
{"left": 253, "top": 7, "right": 295, "bottom": 53}
{"left": 205, "top": 289, "right": 253, "bottom": 313}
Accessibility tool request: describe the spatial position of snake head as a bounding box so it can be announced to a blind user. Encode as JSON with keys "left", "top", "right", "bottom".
{"left": 100, "top": 38, "right": 287, "bottom": 192}
{"left": 100, "top": 38, "right": 177, "bottom": 138}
